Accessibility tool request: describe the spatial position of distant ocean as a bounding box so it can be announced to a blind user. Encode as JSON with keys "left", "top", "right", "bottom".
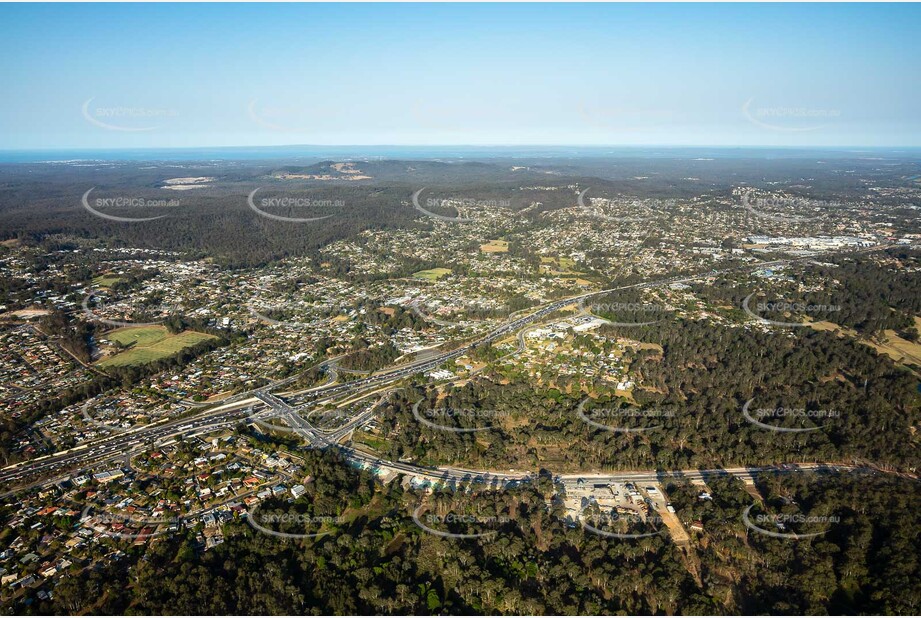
{"left": 1, "top": 145, "right": 919, "bottom": 164}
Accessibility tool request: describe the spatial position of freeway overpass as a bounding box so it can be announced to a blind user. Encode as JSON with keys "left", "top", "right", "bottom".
{"left": 0, "top": 245, "right": 893, "bottom": 494}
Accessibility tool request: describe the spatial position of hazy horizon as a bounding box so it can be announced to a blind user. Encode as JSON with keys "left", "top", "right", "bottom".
{"left": 2, "top": 144, "right": 920, "bottom": 164}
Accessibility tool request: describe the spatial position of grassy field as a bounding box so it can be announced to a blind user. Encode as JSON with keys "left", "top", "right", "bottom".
{"left": 99, "top": 325, "right": 217, "bottom": 368}
{"left": 351, "top": 430, "right": 389, "bottom": 453}
{"left": 540, "top": 255, "right": 576, "bottom": 267}
{"left": 412, "top": 267, "right": 452, "bottom": 281}
{"left": 105, "top": 325, "right": 170, "bottom": 347}
{"left": 480, "top": 239, "right": 509, "bottom": 253}
{"left": 92, "top": 274, "right": 123, "bottom": 288}
{"left": 809, "top": 318, "right": 921, "bottom": 376}
{"left": 808, "top": 321, "right": 859, "bottom": 337}
{"left": 863, "top": 323, "right": 921, "bottom": 375}
{"left": 539, "top": 256, "right": 581, "bottom": 275}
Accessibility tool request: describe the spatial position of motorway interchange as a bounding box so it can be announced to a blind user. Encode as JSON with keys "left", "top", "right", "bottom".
{"left": 0, "top": 248, "right": 890, "bottom": 496}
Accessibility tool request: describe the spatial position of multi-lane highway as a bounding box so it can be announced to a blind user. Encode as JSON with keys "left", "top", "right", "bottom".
{"left": 557, "top": 463, "right": 858, "bottom": 489}
{"left": 0, "top": 402, "right": 254, "bottom": 492}
{"left": 0, "top": 246, "right": 893, "bottom": 494}
{"left": 285, "top": 257, "right": 798, "bottom": 407}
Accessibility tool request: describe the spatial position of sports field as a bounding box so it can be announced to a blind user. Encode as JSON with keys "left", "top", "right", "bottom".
{"left": 99, "top": 325, "right": 217, "bottom": 368}
{"left": 92, "top": 274, "right": 123, "bottom": 288}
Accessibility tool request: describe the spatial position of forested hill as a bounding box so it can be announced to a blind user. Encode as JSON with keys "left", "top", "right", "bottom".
{"left": 0, "top": 160, "right": 572, "bottom": 268}
{"left": 27, "top": 448, "right": 921, "bottom": 616}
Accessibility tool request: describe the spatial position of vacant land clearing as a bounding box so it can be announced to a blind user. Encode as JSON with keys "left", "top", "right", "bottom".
{"left": 540, "top": 255, "right": 582, "bottom": 276}
{"left": 864, "top": 326, "right": 921, "bottom": 375}
{"left": 809, "top": 319, "right": 921, "bottom": 375}
{"left": 0, "top": 308, "right": 51, "bottom": 320}
{"left": 412, "top": 267, "right": 452, "bottom": 281}
{"left": 99, "top": 325, "right": 217, "bottom": 368}
{"left": 480, "top": 239, "right": 509, "bottom": 253}
{"left": 92, "top": 274, "right": 123, "bottom": 288}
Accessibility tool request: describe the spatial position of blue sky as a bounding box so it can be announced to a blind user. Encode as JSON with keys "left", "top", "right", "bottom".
{"left": 1, "top": 2, "right": 919, "bottom": 150}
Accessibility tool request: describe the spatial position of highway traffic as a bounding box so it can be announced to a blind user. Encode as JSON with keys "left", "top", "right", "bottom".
{"left": 0, "top": 247, "right": 890, "bottom": 494}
